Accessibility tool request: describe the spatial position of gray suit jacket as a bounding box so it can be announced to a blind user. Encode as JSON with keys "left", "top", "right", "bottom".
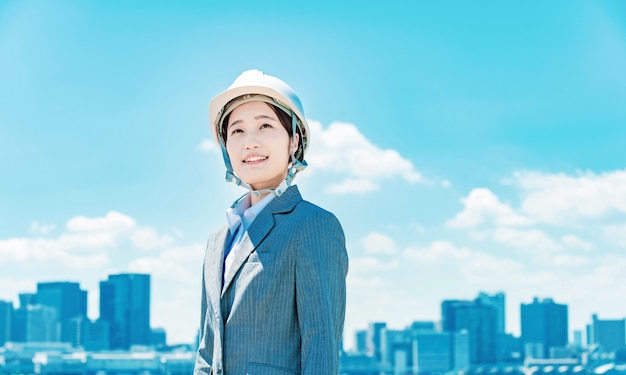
{"left": 194, "top": 185, "right": 348, "bottom": 375}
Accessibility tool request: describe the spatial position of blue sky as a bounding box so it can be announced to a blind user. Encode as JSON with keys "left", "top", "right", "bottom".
{"left": 2, "top": 1, "right": 626, "bottom": 347}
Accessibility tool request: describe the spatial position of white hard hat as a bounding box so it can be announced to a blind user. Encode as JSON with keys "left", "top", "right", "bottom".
{"left": 209, "top": 69, "right": 310, "bottom": 160}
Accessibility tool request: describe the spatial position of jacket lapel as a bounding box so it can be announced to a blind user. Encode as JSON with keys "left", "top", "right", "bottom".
{"left": 220, "top": 185, "right": 302, "bottom": 296}
{"left": 208, "top": 226, "right": 229, "bottom": 314}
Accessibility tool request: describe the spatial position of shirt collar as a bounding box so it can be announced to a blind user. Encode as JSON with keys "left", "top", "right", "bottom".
{"left": 225, "top": 192, "right": 277, "bottom": 235}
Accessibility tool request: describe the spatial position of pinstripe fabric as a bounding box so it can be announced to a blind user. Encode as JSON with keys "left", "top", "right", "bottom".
{"left": 194, "top": 185, "right": 349, "bottom": 375}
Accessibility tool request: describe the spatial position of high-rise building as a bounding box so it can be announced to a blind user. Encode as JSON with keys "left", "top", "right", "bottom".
{"left": 19, "top": 293, "right": 37, "bottom": 307}
{"left": 36, "top": 281, "right": 88, "bottom": 346}
{"left": 25, "top": 304, "right": 60, "bottom": 342}
{"left": 83, "top": 319, "right": 110, "bottom": 351}
{"left": 0, "top": 300, "right": 13, "bottom": 346}
{"left": 573, "top": 330, "right": 583, "bottom": 348}
{"left": 407, "top": 330, "right": 470, "bottom": 373}
{"left": 520, "top": 297, "right": 568, "bottom": 359}
{"left": 354, "top": 329, "right": 367, "bottom": 354}
{"left": 477, "top": 292, "right": 505, "bottom": 334}
{"left": 99, "top": 273, "right": 151, "bottom": 350}
{"left": 11, "top": 293, "right": 38, "bottom": 342}
{"left": 409, "top": 321, "right": 436, "bottom": 333}
{"left": 442, "top": 299, "right": 497, "bottom": 364}
{"left": 587, "top": 314, "right": 626, "bottom": 352}
{"left": 382, "top": 329, "right": 411, "bottom": 368}
{"left": 367, "top": 322, "right": 386, "bottom": 363}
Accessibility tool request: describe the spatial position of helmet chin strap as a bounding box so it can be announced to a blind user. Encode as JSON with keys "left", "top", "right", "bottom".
{"left": 221, "top": 111, "right": 307, "bottom": 208}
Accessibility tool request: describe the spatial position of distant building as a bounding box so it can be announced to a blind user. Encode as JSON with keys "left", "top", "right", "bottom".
{"left": 367, "top": 322, "right": 386, "bottom": 363}
{"left": 587, "top": 314, "right": 626, "bottom": 352}
{"left": 99, "top": 273, "right": 151, "bottom": 350}
{"left": 477, "top": 291, "right": 506, "bottom": 334}
{"left": 36, "top": 281, "right": 88, "bottom": 346}
{"left": 355, "top": 329, "right": 367, "bottom": 354}
{"left": 83, "top": 319, "right": 110, "bottom": 351}
{"left": 19, "top": 292, "right": 37, "bottom": 307}
{"left": 383, "top": 329, "right": 411, "bottom": 368}
{"left": 409, "top": 321, "right": 436, "bottom": 333}
{"left": 25, "top": 304, "right": 60, "bottom": 342}
{"left": 573, "top": 330, "right": 583, "bottom": 348}
{"left": 498, "top": 333, "right": 522, "bottom": 362}
{"left": 521, "top": 297, "right": 568, "bottom": 359}
{"left": 12, "top": 293, "right": 38, "bottom": 343}
{"left": 152, "top": 327, "right": 167, "bottom": 347}
{"left": 0, "top": 300, "right": 13, "bottom": 346}
{"left": 411, "top": 330, "right": 470, "bottom": 373}
{"left": 442, "top": 299, "right": 497, "bottom": 364}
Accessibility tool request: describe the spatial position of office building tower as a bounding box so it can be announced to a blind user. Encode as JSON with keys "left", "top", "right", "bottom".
{"left": 36, "top": 281, "right": 88, "bottom": 346}
{"left": 19, "top": 292, "right": 37, "bottom": 307}
{"left": 415, "top": 331, "right": 472, "bottom": 371}
{"left": 520, "top": 297, "right": 568, "bottom": 359}
{"left": 383, "top": 329, "right": 411, "bottom": 368}
{"left": 367, "top": 322, "right": 386, "bottom": 363}
{"left": 100, "top": 273, "right": 151, "bottom": 350}
{"left": 83, "top": 319, "right": 110, "bottom": 351}
{"left": 573, "top": 330, "right": 583, "bottom": 348}
{"left": 0, "top": 300, "right": 13, "bottom": 346}
{"left": 410, "top": 321, "right": 436, "bottom": 333}
{"left": 451, "top": 331, "right": 470, "bottom": 370}
{"left": 354, "top": 329, "right": 367, "bottom": 354}
{"left": 442, "top": 299, "right": 497, "bottom": 364}
{"left": 151, "top": 328, "right": 167, "bottom": 347}
{"left": 477, "top": 291, "right": 506, "bottom": 334}
{"left": 587, "top": 314, "right": 626, "bottom": 352}
{"left": 25, "top": 304, "right": 60, "bottom": 342}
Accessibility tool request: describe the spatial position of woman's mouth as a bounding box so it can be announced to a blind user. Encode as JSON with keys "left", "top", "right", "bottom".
{"left": 244, "top": 156, "right": 268, "bottom": 164}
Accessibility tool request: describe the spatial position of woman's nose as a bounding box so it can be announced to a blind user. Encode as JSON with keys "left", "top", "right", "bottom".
{"left": 243, "top": 132, "right": 261, "bottom": 149}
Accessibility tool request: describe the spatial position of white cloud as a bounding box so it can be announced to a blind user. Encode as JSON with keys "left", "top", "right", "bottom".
{"left": 199, "top": 138, "right": 218, "bottom": 152}
{"left": 401, "top": 240, "right": 553, "bottom": 288}
{"left": 361, "top": 232, "right": 397, "bottom": 255}
{"left": 128, "top": 256, "right": 197, "bottom": 286}
{"left": 306, "top": 121, "right": 424, "bottom": 194}
{"left": 350, "top": 257, "right": 400, "bottom": 274}
{"left": 66, "top": 211, "right": 136, "bottom": 234}
{"left": 131, "top": 227, "right": 175, "bottom": 250}
{"left": 30, "top": 221, "right": 55, "bottom": 235}
{"left": 403, "top": 240, "right": 473, "bottom": 263}
{"left": 446, "top": 188, "right": 532, "bottom": 228}
{"left": 510, "top": 169, "right": 626, "bottom": 224}
{"left": 0, "top": 211, "right": 177, "bottom": 267}
{"left": 549, "top": 253, "right": 592, "bottom": 267}
{"left": 561, "top": 234, "right": 596, "bottom": 251}
{"left": 326, "top": 178, "right": 379, "bottom": 194}
{"left": 491, "top": 227, "right": 561, "bottom": 251}
{"left": 601, "top": 223, "right": 626, "bottom": 247}
{"left": 161, "top": 243, "right": 205, "bottom": 264}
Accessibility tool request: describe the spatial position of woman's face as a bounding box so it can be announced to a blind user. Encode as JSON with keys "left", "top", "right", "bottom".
{"left": 225, "top": 101, "right": 298, "bottom": 191}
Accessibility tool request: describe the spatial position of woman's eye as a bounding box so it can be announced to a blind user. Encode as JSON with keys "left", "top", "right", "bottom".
{"left": 260, "top": 123, "right": 273, "bottom": 129}
{"left": 230, "top": 128, "right": 243, "bottom": 135}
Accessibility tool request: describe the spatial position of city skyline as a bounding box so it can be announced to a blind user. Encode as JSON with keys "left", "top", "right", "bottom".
{"left": 2, "top": 275, "right": 625, "bottom": 350}
{"left": 2, "top": 1, "right": 626, "bottom": 348}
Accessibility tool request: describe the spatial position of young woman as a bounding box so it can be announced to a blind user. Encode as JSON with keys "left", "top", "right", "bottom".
{"left": 194, "top": 70, "right": 349, "bottom": 375}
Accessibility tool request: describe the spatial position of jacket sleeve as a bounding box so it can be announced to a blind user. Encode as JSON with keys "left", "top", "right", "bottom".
{"left": 194, "top": 243, "right": 213, "bottom": 374}
{"left": 295, "top": 210, "right": 349, "bottom": 375}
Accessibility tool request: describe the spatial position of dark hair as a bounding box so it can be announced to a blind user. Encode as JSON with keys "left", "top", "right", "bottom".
{"left": 222, "top": 102, "right": 304, "bottom": 161}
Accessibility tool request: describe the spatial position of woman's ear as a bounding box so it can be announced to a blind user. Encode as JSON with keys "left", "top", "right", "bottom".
{"left": 290, "top": 133, "right": 300, "bottom": 155}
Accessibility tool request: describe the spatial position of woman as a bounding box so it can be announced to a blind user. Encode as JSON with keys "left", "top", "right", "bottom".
{"left": 194, "top": 69, "right": 349, "bottom": 375}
